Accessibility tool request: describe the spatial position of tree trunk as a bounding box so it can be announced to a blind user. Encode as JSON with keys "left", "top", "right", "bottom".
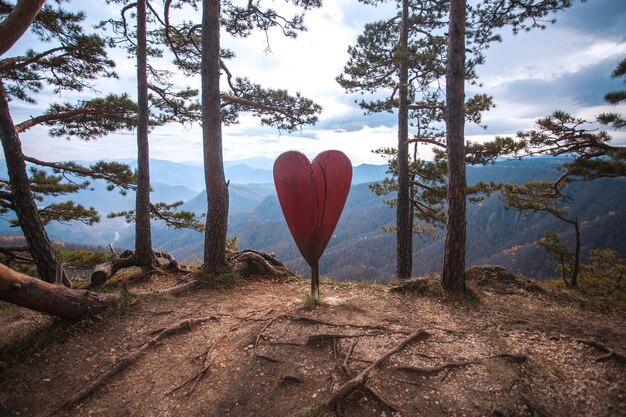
{"left": 0, "top": 80, "right": 62, "bottom": 283}
{"left": 0, "top": 0, "right": 45, "bottom": 56}
{"left": 201, "top": 0, "right": 229, "bottom": 274}
{"left": 396, "top": 0, "right": 412, "bottom": 279}
{"left": 134, "top": 0, "right": 156, "bottom": 272}
{"left": 0, "top": 263, "right": 116, "bottom": 320}
{"left": 441, "top": 0, "right": 467, "bottom": 294}
{"left": 571, "top": 219, "right": 580, "bottom": 288}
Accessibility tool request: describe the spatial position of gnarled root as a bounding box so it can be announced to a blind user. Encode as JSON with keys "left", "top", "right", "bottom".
{"left": 228, "top": 249, "right": 295, "bottom": 279}
{"left": 90, "top": 245, "right": 190, "bottom": 286}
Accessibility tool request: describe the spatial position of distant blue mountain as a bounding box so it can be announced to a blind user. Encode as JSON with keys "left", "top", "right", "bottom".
{"left": 6, "top": 156, "right": 621, "bottom": 283}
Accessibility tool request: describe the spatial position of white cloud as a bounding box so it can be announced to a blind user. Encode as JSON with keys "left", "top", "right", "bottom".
{"left": 7, "top": 0, "right": 626, "bottom": 167}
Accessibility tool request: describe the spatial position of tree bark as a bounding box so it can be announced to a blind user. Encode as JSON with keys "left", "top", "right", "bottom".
{"left": 396, "top": 0, "right": 412, "bottom": 279}
{"left": 0, "top": 263, "right": 115, "bottom": 320}
{"left": 0, "top": 0, "right": 45, "bottom": 56}
{"left": 201, "top": 0, "right": 229, "bottom": 274}
{"left": 134, "top": 0, "right": 156, "bottom": 272}
{"left": 571, "top": 219, "right": 580, "bottom": 287}
{"left": 0, "top": 80, "right": 63, "bottom": 283}
{"left": 441, "top": 0, "right": 467, "bottom": 294}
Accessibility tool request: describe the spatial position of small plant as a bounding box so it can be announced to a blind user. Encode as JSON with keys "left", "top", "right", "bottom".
{"left": 226, "top": 236, "right": 239, "bottom": 252}
{"left": 195, "top": 269, "right": 244, "bottom": 290}
{"left": 292, "top": 401, "right": 329, "bottom": 417}
{"left": 543, "top": 249, "right": 626, "bottom": 313}
{"left": 302, "top": 292, "right": 322, "bottom": 310}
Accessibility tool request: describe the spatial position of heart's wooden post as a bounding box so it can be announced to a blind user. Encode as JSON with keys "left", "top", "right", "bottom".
{"left": 311, "top": 262, "right": 319, "bottom": 296}
{"left": 274, "top": 150, "right": 352, "bottom": 296}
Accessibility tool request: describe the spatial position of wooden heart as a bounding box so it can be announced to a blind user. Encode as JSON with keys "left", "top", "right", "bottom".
{"left": 273, "top": 150, "right": 352, "bottom": 267}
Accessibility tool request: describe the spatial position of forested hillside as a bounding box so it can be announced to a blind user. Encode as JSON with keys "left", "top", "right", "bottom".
{"left": 3, "top": 157, "right": 622, "bottom": 282}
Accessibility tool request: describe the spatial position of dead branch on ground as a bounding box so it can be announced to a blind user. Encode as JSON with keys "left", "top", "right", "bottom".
{"left": 0, "top": 263, "right": 116, "bottom": 320}
{"left": 90, "top": 247, "right": 190, "bottom": 286}
{"left": 53, "top": 316, "right": 218, "bottom": 413}
{"left": 575, "top": 338, "right": 626, "bottom": 364}
{"left": 325, "top": 328, "right": 430, "bottom": 412}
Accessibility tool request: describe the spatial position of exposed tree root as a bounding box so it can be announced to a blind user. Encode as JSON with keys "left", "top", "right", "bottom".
{"left": 167, "top": 335, "right": 225, "bottom": 397}
{"left": 90, "top": 245, "right": 190, "bottom": 286}
{"left": 154, "top": 251, "right": 191, "bottom": 273}
{"left": 395, "top": 353, "right": 527, "bottom": 376}
{"left": 306, "top": 331, "right": 384, "bottom": 346}
{"left": 281, "top": 374, "right": 304, "bottom": 384}
{"left": 575, "top": 338, "right": 626, "bottom": 364}
{"left": 342, "top": 340, "right": 357, "bottom": 379}
{"left": 0, "top": 245, "right": 33, "bottom": 265}
{"left": 52, "top": 316, "right": 218, "bottom": 414}
{"left": 253, "top": 314, "right": 409, "bottom": 356}
{"left": 255, "top": 353, "right": 280, "bottom": 363}
{"left": 151, "top": 278, "right": 203, "bottom": 297}
{"left": 325, "top": 328, "right": 430, "bottom": 412}
{"left": 363, "top": 385, "right": 401, "bottom": 412}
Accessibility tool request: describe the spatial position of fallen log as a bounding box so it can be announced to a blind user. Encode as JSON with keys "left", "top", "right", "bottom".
{"left": 0, "top": 263, "right": 116, "bottom": 320}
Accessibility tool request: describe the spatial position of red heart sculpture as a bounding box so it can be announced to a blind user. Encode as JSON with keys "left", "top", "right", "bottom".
{"left": 273, "top": 150, "right": 352, "bottom": 267}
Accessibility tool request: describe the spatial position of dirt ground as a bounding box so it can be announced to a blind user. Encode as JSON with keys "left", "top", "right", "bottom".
{"left": 0, "top": 271, "right": 624, "bottom": 417}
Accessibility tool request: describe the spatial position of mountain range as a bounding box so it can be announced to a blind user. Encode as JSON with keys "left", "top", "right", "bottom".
{"left": 1, "top": 157, "right": 624, "bottom": 282}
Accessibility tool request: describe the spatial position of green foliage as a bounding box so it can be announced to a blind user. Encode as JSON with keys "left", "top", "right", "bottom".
{"left": 221, "top": 0, "right": 322, "bottom": 39}
{"left": 226, "top": 236, "right": 239, "bottom": 252}
{"left": 543, "top": 249, "right": 626, "bottom": 313}
{"left": 0, "top": 2, "right": 142, "bottom": 230}
{"left": 133, "top": 0, "right": 323, "bottom": 131}
{"left": 195, "top": 270, "right": 244, "bottom": 291}
{"left": 537, "top": 233, "right": 573, "bottom": 283}
{"left": 0, "top": 1, "right": 116, "bottom": 103}
{"left": 339, "top": 0, "right": 545, "bottom": 241}
{"left": 28, "top": 167, "right": 90, "bottom": 199}
{"left": 37, "top": 201, "right": 100, "bottom": 226}
{"left": 223, "top": 78, "right": 321, "bottom": 132}
{"left": 498, "top": 181, "right": 566, "bottom": 216}
{"left": 109, "top": 201, "right": 204, "bottom": 232}
{"left": 0, "top": 159, "right": 136, "bottom": 226}
{"left": 96, "top": 0, "right": 202, "bottom": 129}
{"left": 57, "top": 249, "right": 109, "bottom": 268}
{"left": 498, "top": 181, "right": 580, "bottom": 286}
{"left": 579, "top": 249, "right": 625, "bottom": 297}
{"left": 604, "top": 57, "right": 626, "bottom": 106}
{"left": 43, "top": 94, "right": 139, "bottom": 140}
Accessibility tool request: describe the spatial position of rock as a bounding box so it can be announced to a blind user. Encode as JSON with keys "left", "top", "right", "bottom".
{"left": 465, "top": 265, "right": 544, "bottom": 293}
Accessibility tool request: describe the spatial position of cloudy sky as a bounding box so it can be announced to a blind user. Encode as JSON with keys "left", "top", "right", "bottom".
{"left": 8, "top": 0, "right": 626, "bottom": 166}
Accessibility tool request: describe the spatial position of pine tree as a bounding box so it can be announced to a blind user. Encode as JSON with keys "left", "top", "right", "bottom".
{"left": 496, "top": 58, "right": 626, "bottom": 288}
{"left": 338, "top": 0, "right": 501, "bottom": 279}
{"left": 167, "top": 0, "right": 323, "bottom": 273}
{"left": 0, "top": 1, "right": 138, "bottom": 282}
{"left": 98, "top": 0, "right": 206, "bottom": 273}
{"left": 440, "top": 0, "right": 575, "bottom": 293}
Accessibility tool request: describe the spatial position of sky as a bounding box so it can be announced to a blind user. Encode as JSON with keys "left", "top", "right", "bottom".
{"left": 7, "top": 0, "right": 626, "bottom": 166}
